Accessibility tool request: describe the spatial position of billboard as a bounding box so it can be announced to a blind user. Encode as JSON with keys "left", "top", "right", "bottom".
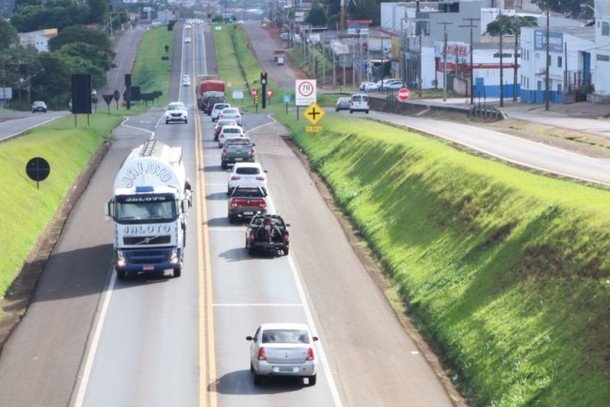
{"left": 534, "top": 30, "right": 563, "bottom": 53}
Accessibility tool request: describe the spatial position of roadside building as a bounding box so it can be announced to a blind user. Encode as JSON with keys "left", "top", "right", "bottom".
{"left": 17, "top": 29, "right": 58, "bottom": 52}
{"left": 520, "top": 26, "right": 595, "bottom": 104}
{"left": 589, "top": 0, "right": 610, "bottom": 101}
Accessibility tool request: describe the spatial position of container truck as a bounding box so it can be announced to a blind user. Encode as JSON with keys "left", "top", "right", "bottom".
{"left": 197, "top": 75, "right": 226, "bottom": 114}
{"left": 105, "top": 140, "right": 192, "bottom": 279}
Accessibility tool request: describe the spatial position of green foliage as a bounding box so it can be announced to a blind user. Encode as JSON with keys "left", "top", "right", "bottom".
{"left": 275, "top": 113, "right": 610, "bottom": 406}
{"left": 0, "top": 113, "right": 124, "bottom": 302}
{"left": 0, "top": 19, "right": 18, "bottom": 50}
{"left": 32, "top": 53, "right": 71, "bottom": 109}
{"left": 132, "top": 26, "right": 174, "bottom": 106}
{"left": 87, "top": 0, "right": 108, "bottom": 25}
{"left": 57, "top": 42, "right": 114, "bottom": 73}
{"left": 306, "top": 5, "right": 327, "bottom": 26}
{"left": 48, "top": 25, "right": 112, "bottom": 54}
{"left": 486, "top": 15, "right": 538, "bottom": 36}
{"left": 10, "top": 3, "right": 91, "bottom": 32}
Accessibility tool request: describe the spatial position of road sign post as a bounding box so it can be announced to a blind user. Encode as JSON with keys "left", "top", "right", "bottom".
{"left": 295, "top": 79, "right": 317, "bottom": 121}
{"left": 304, "top": 102, "right": 325, "bottom": 132}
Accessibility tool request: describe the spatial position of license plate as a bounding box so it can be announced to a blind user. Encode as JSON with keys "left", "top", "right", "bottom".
{"left": 274, "top": 366, "right": 297, "bottom": 373}
{"left": 243, "top": 211, "right": 253, "bottom": 215}
{"left": 142, "top": 265, "right": 154, "bottom": 271}
{"left": 234, "top": 157, "right": 243, "bottom": 161}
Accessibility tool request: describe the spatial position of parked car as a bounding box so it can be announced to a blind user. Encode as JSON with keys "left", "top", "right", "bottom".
{"left": 245, "top": 213, "right": 290, "bottom": 255}
{"left": 227, "top": 186, "right": 268, "bottom": 223}
{"left": 211, "top": 103, "right": 231, "bottom": 121}
{"left": 218, "top": 125, "right": 246, "bottom": 147}
{"left": 375, "top": 79, "right": 403, "bottom": 91}
{"left": 164, "top": 101, "right": 188, "bottom": 124}
{"left": 227, "top": 162, "right": 267, "bottom": 195}
{"left": 335, "top": 97, "right": 351, "bottom": 111}
{"left": 218, "top": 107, "right": 242, "bottom": 126}
{"left": 32, "top": 101, "right": 47, "bottom": 113}
{"left": 349, "top": 94, "right": 369, "bottom": 114}
{"left": 384, "top": 80, "right": 406, "bottom": 90}
{"left": 359, "top": 81, "right": 377, "bottom": 92}
{"left": 214, "top": 119, "right": 238, "bottom": 141}
{"left": 221, "top": 137, "right": 255, "bottom": 169}
{"left": 246, "top": 323, "right": 318, "bottom": 385}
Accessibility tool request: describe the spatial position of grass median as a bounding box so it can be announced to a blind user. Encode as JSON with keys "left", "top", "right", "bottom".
{"left": 275, "top": 113, "right": 610, "bottom": 406}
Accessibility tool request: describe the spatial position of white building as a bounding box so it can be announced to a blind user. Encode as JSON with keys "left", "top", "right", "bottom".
{"left": 520, "top": 26, "right": 595, "bottom": 104}
{"left": 18, "top": 28, "right": 58, "bottom": 52}
{"left": 591, "top": 0, "right": 610, "bottom": 99}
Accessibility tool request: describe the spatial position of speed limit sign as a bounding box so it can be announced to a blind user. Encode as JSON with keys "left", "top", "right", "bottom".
{"left": 295, "top": 79, "right": 317, "bottom": 106}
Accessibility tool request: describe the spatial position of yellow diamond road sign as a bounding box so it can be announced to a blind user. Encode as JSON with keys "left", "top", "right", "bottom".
{"left": 304, "top": 102, "right": 325, "bottom": 125}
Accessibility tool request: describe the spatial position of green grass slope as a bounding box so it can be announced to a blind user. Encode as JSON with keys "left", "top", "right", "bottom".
{"left": 276, "top": 114, "right": 610, "bottom": 406}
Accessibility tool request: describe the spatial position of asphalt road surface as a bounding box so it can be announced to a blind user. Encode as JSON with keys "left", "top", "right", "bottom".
{"left": 0, "top": 21, "right": 454, "bottom": 407}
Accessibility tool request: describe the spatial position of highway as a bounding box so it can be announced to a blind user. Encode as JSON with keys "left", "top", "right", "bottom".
{"left": 0, "top": 21, "right": 455, "bottom": 406}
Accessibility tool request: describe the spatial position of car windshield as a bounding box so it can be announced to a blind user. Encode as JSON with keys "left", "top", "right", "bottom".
{"left": 235, "top": 167, "right": 260, "bottom": 175}
{"left": 223, "top": 108, "right": 238, "bottom": 114}
{"left": 168, "top": 103, "right": 186, "bottom": 111}
{"left": 215, "top": 104, "right": 229, "bottom": 110}
{"left": 261, "top": 329, "right": 309, "bottom": 344}
{"left": 217, "top": 120, "right": 235, "bottom": 127}
{"left": 251, "top": 216, "right": 285, "bottom": 228}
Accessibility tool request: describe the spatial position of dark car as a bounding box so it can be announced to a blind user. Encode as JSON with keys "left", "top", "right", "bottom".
{"left": 221, "top": 137, "right": 255, "bottom": 169}
{"left": 213, "top": 119, "right": 237, "bottom": 141}
{"left": 335, "top": 97, "right": 350, "bottom": 111}
{"left": 32, "top": 101, "right": 47, "bottom": 113}
{"left": 228, "top": 186, "right": 267, "bottom": 223}
{"left": 245, "top": 213, "right": 290, "bottom": 255}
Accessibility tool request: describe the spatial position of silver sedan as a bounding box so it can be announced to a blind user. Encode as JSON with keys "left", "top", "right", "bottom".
{"left": 246, "top": 323, "right": 319, "bottom": 386}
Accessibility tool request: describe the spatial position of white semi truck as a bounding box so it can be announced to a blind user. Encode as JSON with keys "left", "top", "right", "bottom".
{"left": 105, "top": 140, "right": 192, "bottom": 279}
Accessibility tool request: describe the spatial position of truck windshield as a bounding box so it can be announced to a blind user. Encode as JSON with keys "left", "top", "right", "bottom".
{"left": 115, "top": 194, "right": 178, "bottom": 224}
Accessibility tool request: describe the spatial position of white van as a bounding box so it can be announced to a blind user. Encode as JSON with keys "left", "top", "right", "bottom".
{"left": 350, "top": 94, "right": 369, "bottom": 114}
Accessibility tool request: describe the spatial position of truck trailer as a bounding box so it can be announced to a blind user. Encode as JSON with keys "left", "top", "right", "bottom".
{"left": 105, "top": 140, "right": 192, "bottom": 279}
{"left": 197, "top": 75, "right": 226, "bottom": 113}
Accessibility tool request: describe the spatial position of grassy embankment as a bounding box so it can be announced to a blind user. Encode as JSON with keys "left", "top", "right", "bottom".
{"left": 0, "top": 26, "right": 174, "bottom": 304}
{"left": 214, "top": 22, "right": 610, "bottom": 406}
{"left": 278, "top": 114, "right": 610, "bottom": 406}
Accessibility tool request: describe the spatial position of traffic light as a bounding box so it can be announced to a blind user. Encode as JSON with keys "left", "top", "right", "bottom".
{"left": 260, "top": 72, "right": 268, "bottom": 85}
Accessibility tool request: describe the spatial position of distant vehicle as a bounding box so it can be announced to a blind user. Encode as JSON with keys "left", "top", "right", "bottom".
{"left": 384, "top": 80, "right": 406, "bottom": 90}
{"left": 164, "top": 101, "right": 188, "bottom": 124}
{"left": 245, "top": 214, "right": 290, "bottom": 255}
{"left": 280, "top": 32, "right": 289, "bottom": 41}
{"left": 335, "top": 97, "right": 350, "bottom": 111}
{"left": 359, "top": 81, "right": 377, "bottom": 92}
{"left": 211, "top": 103, "right": 231, "bottom": 121}
{"left": 218, "top": 124, "right": 246, "bottom": 148}
{"left": 350, "top": 94, "right": 369, "bottom": 114}
{"left": 214, "top": 119, "right": 238, "bottom": 141}
{"left": 31, "top": 101, "right": 47, "bottom": 113}
{"left": 185, "top": 24, "right": 192, "bottom": 29}
{"left": 227, "top": 162, "right": 267, "bottom": 195}
{"left": 104, "top": 140, "right": 192, "bottom": 279}
{"left": 221, "top": 137, "right": 255, "bottom": 169}
{"left": 276, "top": 57, "right": 284, "bottom": 65}
{"left": 184, "top": 36, "right": 191, "bottom": 43}
{"left": 246, "top": 323, "right": 318, "bottom": 385}
{"left": 227, "top": 186, "right": 267, "bottom": 223}
{"left": 274, "top": 49, "right": 286, "bottom": 65}
{"left": 218, "top": 107, "right": 242, "bottom": 126}
{"left": 197, "top": 76, "right": 226, "bottom": 113}
{"left": 182, "top": 75, "right": 191, "bottom": 87}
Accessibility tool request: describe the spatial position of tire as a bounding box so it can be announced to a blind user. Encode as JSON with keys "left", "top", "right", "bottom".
{"left": 366, "top": 110, "right": 369, "bottom": 114}
{"left": 349, "top": 110, "right": 353, "bottom": 114}
{"left": 247, "top": 247, "right": 255, "bottom": 255}
{"left": 173, "top": 267, "right": 182, "bottom": 278}
{"left": 253, "top": 372, "right": 263, "bottom": 386}
{"left": 117, "top": 269, "right": 127, "bottom": 280}
{"left": 307, "top": 374, "right": 317, "bottom": 386}
{"left": 165, "top": 120, "right": 169, "bottom": 124}
{"left": 184, "top": 119, "right": 188, "bottom": 124}
{"left": 284, "top": 247, "right": 289, "bottom": 256}
{"left": 335, "top": 108, "right": 339, "bottom": 112}
{"left": 228, "top": 214, "right": 236, "bottom": 224}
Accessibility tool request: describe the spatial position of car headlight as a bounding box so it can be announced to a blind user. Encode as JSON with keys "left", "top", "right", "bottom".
{"left": 170, "top": 248, "right": 179, "bottom": 264}
{"left": 116, "top": 250, "right": 126, "bottom": 267}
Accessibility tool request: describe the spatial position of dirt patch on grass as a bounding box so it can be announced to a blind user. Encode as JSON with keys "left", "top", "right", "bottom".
{"left": 0, "top": 140, "right": 112, "bottom": 352}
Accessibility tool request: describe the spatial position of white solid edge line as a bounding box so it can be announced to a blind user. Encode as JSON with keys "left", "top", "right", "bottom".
{"left": 73, "top": 269, "right": 117, "bottom": 407}
{"left": 4, "top": 113, "right": 68, "bottom": 140}
{"left": 287, "top": 253, "right": 344, "bottom": 407}
{"left": 120, "top": 116, "right": 156, "bottom": 140}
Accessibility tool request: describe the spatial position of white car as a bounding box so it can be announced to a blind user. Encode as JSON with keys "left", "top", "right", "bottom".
{"left": 164, "top": 101, "right": 188, "bottom": 124}
{"left": 218, "top": 125, "right": 246, "bottom": 147}
{"left": 184, "top": 36, "right": 191, "bottom": 43}
{"left": 349, "top": 93, "right": 369, "bottom": 114}
{"left": 227, "top": 162, "right": 267, "bottom": 195}
{"left": 218, "top": 107, "right": 242, "bottom": 126}
{"left": 359, "top": 81, "right": 377, "bottom": 92}
{"left": 182, "top": 75, "right": 191, "bottom": 87}
{"left": 211, "top": 103, "right": 231, "bottom": 121}
{"left": 246, "top": 323, "right": 318, "bottom": 386}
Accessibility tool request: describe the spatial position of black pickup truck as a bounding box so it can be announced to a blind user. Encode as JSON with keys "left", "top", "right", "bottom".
{"left": 221, "top": 138, "right": 255, "bottom": 169}
{"left": 245, "top": 214, "right": 290, "bottom": 255}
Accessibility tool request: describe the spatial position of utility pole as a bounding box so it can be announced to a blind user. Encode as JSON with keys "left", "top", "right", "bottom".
{"left": 563, "top": 42, "right": 568, "bottom": 96}
{"left": 438, "top": 22, "right": 452, "bottom": 102}
{"left": 513, "top": 31, "right": 519, "bottom": 101}
{"left": 322, "top": 31, "right": 326, "bottom": 85}
{"left": 545, "top": 7, "right": 550, "bottom": 111}
{"left": 499, "top": 9, "right": 504, "bottom": 107}
{"left": 460, "top": 17, "right": 479, "bottom": 105}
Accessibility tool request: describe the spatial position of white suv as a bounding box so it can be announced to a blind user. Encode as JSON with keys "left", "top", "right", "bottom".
{"left": 349, "top": 94, "right": 369, "bottom": 114}
{"left": 211, "top": 103, "right": 231, "bottom": 121}
{"left": 164, "top": 101, "right": 188, "bottom": 124}
{"left": 227, "top": 162, "right": 268, "bottom": 195}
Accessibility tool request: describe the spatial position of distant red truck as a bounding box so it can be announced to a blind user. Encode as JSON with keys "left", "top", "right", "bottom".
{"left": 197, "top": 75, "right": 226, "bottom": 114}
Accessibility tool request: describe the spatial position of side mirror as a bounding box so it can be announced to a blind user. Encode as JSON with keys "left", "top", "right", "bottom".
{"left": 286, "top": 223, "right": 291, "bottom": 227}
{"left": 245, "top": 336, "right": 254, "bottom": 341}
{"left": 251, "top": 143, "right": 256, "bottom": 146}
{"left": 104, "top": 200, "right": 114, "bottom": 221}
{"left": 264, "top": 169, "right": 268, "bottom": 173}
{"left": 312, "top": 336, "right": 319, "bottom": 342}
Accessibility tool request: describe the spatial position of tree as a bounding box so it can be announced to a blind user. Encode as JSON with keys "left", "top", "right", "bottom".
{"left": 88, "top": 0, "right": 108, "bottom": 24}
{"left": 0, "top": 20, "right": 18, "bottom": 50}
{"left": 32, "top": 52, "right": 71, "bottom": 108}
{"left": 486, "top": 15, "right": 538, "bottom": 36}
{"left": 56, "top": 42, "right": 114, "bottom": 72}
{"left": 348, "top": 0, "right": 380, "bottom": 25}
{"left": 10, "top": 4, "right": 90, "bottom": 32}
{"left": 48, "top": 25, "right": 112, "bottom": 53}
{"left": 306, "top": 5, "right": 327, "bottom": 26}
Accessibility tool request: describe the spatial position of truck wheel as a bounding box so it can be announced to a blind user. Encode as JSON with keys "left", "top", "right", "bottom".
{"left": 173, "top": 268, "right": 182, "bottom": 278}
{"left": 117, "top": 269, "right": 127, "bottom": 280}
{"left": 349, "top": 110, "right": 353, "bottom": 114}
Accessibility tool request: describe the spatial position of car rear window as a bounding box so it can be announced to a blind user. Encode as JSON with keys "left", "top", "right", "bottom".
{"left": 216, "top": 104, "right": 229, "bottom": 109}
{"left": 235, "top": 167, "right": 260, "bottom": 175}
{"left": 226, "top": 139, "right": 251, "bottom": 146}
{"left": 232, "top": 188, "right": 264, "bottom": 197}
{"left": 262, "top": 329, "right": 309, "bottom": 344}
{"left": 224, "top": 128, "right": 240, "bottom": 133}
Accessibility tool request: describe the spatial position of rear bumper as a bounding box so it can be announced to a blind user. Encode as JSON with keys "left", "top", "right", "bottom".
{"left": 222, "top": 156, "right": 255, "bottom": 165}
{"left": 228, "top": 207, "right": 266, "bottom": 219}
{"left": 253, "top": 360, "right": 316, "bottom": 377}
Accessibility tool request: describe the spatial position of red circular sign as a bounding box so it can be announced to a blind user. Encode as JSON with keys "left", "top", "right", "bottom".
{"left": 266, "top": 89, "right": 273, "bottom": 97}
{"left": 297, "top": 81, "right": 314, "bottom": 97}
{"left": 398, "top": 87, "right": 410, "bottom": 101}
{"left": 250, "top": 89, "right": 258, "bottom": 96}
